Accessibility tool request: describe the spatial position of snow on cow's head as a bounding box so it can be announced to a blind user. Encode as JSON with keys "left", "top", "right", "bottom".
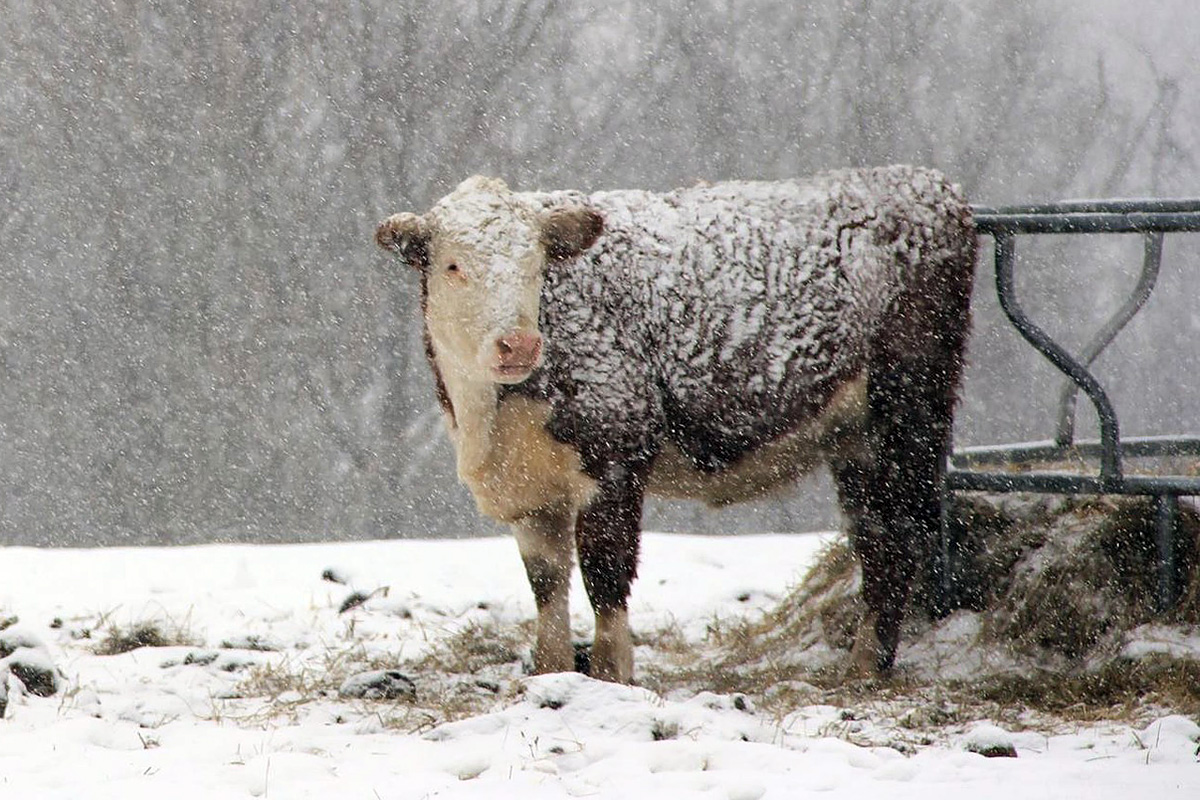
{"left": 376, "top": 176, "right": 603, "bottom": 385}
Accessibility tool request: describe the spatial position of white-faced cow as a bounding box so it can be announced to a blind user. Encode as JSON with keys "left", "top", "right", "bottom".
{"left": 376, "top": 166, "right": 976, "bottom": 683}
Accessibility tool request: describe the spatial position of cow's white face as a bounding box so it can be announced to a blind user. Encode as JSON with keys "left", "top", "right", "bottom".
{"left": 377, "top": 177, "right": 603, "bottom": 386}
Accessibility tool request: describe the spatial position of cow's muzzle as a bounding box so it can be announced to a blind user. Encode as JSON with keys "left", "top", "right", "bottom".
{"left": 491, "top": 330, "right": 543, "bottom": 382}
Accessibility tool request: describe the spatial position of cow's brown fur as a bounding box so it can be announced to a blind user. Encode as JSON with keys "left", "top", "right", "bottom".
{"left": 647, "top": 374, "right": 867, "bottom": 505}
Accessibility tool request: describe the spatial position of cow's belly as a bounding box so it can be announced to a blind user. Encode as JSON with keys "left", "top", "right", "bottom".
{"left": 646, "top": 373, "right": 867, "bottom": 505}
{"left": 462, "top": 374, "right": 865, "bottom": 521}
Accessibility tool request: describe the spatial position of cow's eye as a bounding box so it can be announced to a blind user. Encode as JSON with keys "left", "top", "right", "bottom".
{"left": 446, "top": 263, "right": 459, "bottom": 273}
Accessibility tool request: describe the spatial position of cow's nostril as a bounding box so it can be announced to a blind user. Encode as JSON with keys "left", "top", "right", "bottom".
{"left": 496, "top": 332, "right": 542, "bottom": 367}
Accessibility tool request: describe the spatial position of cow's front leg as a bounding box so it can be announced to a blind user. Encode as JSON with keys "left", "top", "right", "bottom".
{"left": 575, "top": 464, "right": 647, "bottom": 684}
{"left": 514, "top": 507, "right": 576, "bottom": 674}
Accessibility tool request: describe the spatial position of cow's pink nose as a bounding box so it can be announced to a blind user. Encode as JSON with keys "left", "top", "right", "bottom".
{"left": 495, "top": 331, "right": 543, "bottom": 369}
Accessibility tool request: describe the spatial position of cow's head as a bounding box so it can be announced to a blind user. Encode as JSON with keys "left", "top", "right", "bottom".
{"left": 377, "top": 176, "right": 603, "bottom": 385}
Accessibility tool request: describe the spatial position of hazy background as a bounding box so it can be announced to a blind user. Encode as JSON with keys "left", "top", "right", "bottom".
{"left": 2, "top": 0, "right": 1198, "bottom": 546}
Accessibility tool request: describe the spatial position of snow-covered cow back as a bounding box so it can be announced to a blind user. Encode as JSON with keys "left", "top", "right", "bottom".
{"left": 377, "top": 166, "right": 976, "bottom": 682}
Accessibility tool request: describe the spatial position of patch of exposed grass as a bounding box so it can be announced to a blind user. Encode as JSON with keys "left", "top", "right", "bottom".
{"left": 968, "top": 656, "right": 1200, "bottom": 719}
{"left": 412, "top": 619, "right": 528, "bottom": 676}
{"left": 229, "top": 618, "right": 531, "bottom": 732}
{"left": 231, "top": 641, "right": 425, "bottom": 729}
{"left": 397, "top": 619, "right": 530, "bottom": 726}
{"left": 236, "top": 645, "right": 359, "bottom": 704}
{"left": 93, "top": 618, "right": 200, "bottom": 656}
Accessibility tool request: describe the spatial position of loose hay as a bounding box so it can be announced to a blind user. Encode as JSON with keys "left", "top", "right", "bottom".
{"left": 693, "top": 494, "right": 1200, "bottom": 716}
{"left": 233, "top": 619, "right": 530, "bottom": 731}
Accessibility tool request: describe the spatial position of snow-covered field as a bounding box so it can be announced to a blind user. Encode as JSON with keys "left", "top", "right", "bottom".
{"left": 1, "top": 532, "right": 1196, "bottom": 799}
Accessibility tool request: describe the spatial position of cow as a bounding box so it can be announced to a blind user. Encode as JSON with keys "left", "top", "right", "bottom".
{"left": 376, "top": 166, "right": 976, "bottom": 683}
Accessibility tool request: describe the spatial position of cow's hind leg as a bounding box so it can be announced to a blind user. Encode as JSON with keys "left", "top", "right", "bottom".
{"left": 832, "top": 354, "right": 959, "bottom": 674}
{"left": 834, "top": 228, "right": 972, "bottom": 674}
{"left": 828, "top": 430, "right": 884, "bottom": 676}
{"left": 575, "top": 464, "right": 647, "bottom": 684}
{"left": 514, "top": 507, "right": 576, "bottom": 674}
{"left": 874, "top": 357, "right": 954, "bottom": 672}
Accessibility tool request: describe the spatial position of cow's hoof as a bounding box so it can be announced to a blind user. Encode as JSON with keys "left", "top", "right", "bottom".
{"left": 573, "top": 642, "right": 591, "bottom": 676}
{"left": 841, "top": 614, "right": 896, "bottom": 682}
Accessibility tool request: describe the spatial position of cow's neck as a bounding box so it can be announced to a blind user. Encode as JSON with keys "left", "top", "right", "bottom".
{"left": 439, "top": 362, "right": 500, "bottom": 481}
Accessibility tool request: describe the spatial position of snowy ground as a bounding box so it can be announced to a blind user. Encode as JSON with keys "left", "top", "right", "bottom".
{"left": 0, "top": 532, "right": 1196, "bottom": 799}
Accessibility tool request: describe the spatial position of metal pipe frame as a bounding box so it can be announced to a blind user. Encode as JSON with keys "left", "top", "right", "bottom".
{"left": 939, "top": 199, "right": 1200, "bottom": 614}
{"left": 1054, "top": 233, "right": 1162, "bottom": 446}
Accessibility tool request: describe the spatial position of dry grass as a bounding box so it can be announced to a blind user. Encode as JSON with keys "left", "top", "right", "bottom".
{"left": 93, "top": 617, "right": 201, "bottom": 656}
{"left": 230, "top": 618, "right": 532, "bottom": 732}
{"left": 216, "top": 494, "right": 1199, "bottom": 735}
{"left": 983, "top": 496, "right": 1200, "bottom": 659}
{"left": 640, "top": 494, "right": 1200, "bottom": 725}
{"left": 968, "top": 657, "right": 1200, "bottom": 719}
{"left": 411, "top": 619, "right": 528, "bottom": 675}
{"left": 236, "top": 644, "right": 361, "bottom": 702}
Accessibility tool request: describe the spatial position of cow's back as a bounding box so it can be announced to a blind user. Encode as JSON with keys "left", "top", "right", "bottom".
{"left": 516, "top": 166, "right": 971, "bottom": 471}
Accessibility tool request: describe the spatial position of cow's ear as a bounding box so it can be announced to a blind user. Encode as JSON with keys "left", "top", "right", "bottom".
{"left": 541, "top": 206, "right": 604, "bottom": 263}
{"left": 376, "top": 212, "right": 432, "bottom": 270}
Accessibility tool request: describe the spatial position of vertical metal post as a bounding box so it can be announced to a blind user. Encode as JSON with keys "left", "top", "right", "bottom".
{"left": 1154, "top": 494, "right": 1180, "bottom": 612}
{"left": 934, "top": 452, "right": 954, "bottom": 618}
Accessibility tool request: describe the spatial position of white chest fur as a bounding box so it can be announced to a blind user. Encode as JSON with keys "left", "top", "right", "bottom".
{"left": 447, "top": 389, "right": 597, "bottom": 524}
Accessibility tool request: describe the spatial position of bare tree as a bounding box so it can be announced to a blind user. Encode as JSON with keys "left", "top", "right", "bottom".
{"left": 0, "top": 0, "right": 1194, "bottom": 543}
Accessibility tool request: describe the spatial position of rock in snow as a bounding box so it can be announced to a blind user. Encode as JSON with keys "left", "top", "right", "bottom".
{"left": 963, "top": 723, "right": 1018, "bottom": 758}
{"left": 339, "top": 670, "right": 418, "bottom": 702}
{"left": 0, "top": 630, "right": 60, "bottom": 701}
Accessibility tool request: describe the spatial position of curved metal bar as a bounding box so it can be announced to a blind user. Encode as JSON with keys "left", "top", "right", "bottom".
{"left": 993, "top": 232, "right": 1123, "bottom": 486}
{"left": 945, "top": 200, "right": 1200, "bottom": 615}
{"left": 1055, "top": 232, "right": 1164, "bottom": 445}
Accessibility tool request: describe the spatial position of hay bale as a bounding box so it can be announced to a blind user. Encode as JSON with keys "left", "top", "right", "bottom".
{"left": 957, "top": 495, "right": 1200, "bottom": 663}
{"left": 716, "top": 494, "right": 1200, "bottom": 708}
